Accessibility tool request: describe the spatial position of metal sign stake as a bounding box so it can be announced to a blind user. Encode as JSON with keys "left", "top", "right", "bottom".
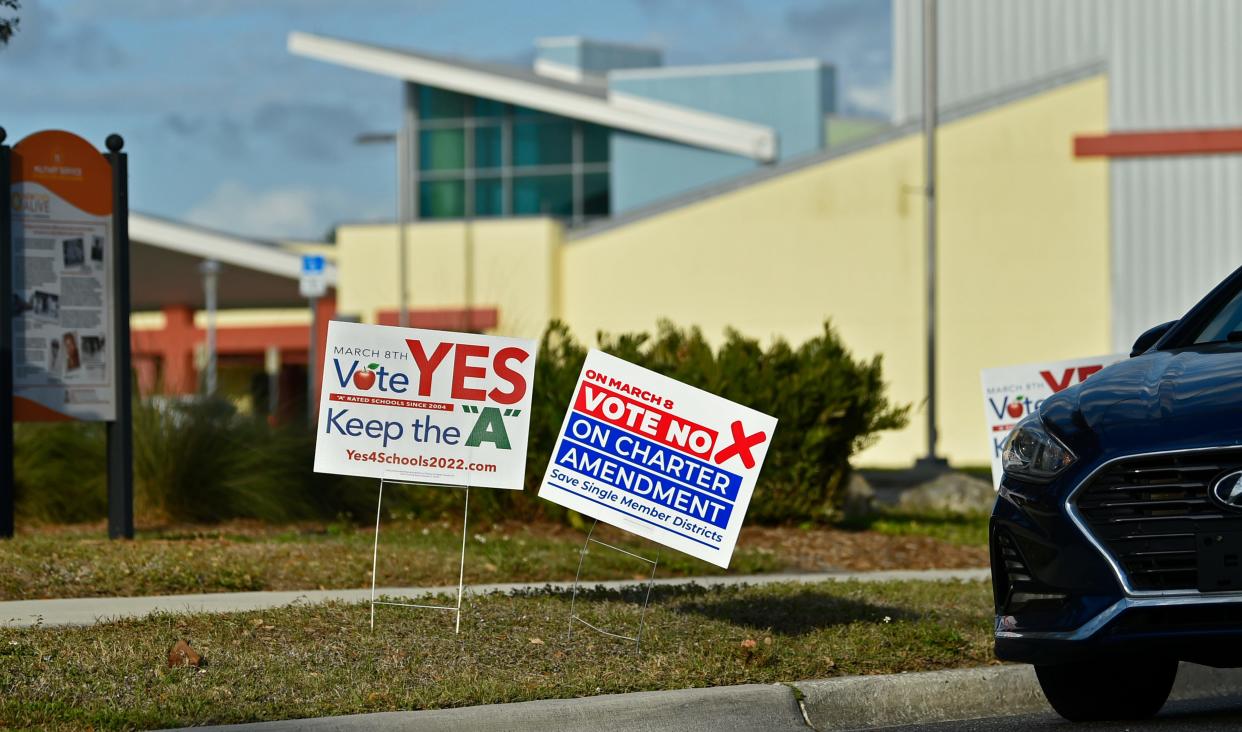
{"left": 369, "top": 475, "right": 473, "bottom": 633}
{"left": 566, "top": 518, "right": 661, "bottom": 653}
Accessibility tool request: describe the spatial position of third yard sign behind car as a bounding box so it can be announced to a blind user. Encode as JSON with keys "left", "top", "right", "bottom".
{"left": 539, "top": 350, "right": 777, "bottom": 568}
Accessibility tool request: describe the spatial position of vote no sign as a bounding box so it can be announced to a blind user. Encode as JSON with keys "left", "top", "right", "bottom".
{"left": 538, "top": 350, "right": 777, "bottom": 567}
{"left": 313, "top": 321, "right": 537, "bottom": 490}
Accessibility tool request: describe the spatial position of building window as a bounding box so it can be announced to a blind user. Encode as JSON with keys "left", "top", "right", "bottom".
{"left": 474, "top": 178, "right": 503, "bottom": 216}
{"left": 583, "top": 172, "right": 610, "bottom": 217}
{"left": 474, "top": 125, "right": 503, "bottom": 170}
{"left": 514, "top": 174, "right": 573, "bottom": 217}
{"left": 419, "top": 87, "right": 468, "bottom": 119}
{"left": 410, "top": 85, "right": 611, "bottom": 222}
{"left": 419, "top": 128, "right": 465, "bottom": 171}
{"left": 420, "top": 179, "right": 465, "bottom": 218}
{"left": 513, "top": 119, "right": 573, "bottom": 167}
{"left": 583, "top": 123, "right": 610, "bottom": 164}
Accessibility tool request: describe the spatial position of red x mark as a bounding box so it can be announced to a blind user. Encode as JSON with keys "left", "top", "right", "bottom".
{"left": 713, "top": 420, "right": 767, "bottom": 469}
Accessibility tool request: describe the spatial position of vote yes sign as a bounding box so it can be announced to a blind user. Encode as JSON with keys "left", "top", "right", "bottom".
{"left": 980, "top": 353, "right": 1124, "bottom": 489}
{"left": 539, "top": 350, "right": 777, "bottom": 567}
{"left": 314, "top": 321, "right": 537, "bottom": 490}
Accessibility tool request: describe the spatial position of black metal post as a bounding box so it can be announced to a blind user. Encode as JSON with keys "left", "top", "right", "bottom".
{"left": 0, "top": 127, "right": 14, "bottom": 539}
{"left": 104, "top": 134, "right": 133, "bottom": 539}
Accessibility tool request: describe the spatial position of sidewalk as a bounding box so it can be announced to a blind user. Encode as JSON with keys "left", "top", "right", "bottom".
{"left": 0, "top": 567, "right": 988, "bottom": 628}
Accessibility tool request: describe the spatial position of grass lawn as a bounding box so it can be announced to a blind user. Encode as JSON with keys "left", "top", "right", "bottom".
{"left": 839, "top": 511, "right": 991, "bottom": 547}
{"left": 0, "top": 517, "right": 989, "bottom": 601}
{"left": 0, "top": 579, "right": 995, "bottom": 730}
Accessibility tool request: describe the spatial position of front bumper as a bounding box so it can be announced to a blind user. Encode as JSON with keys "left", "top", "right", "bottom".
{"left": 992, "top": 454, "right": 1242, "bottom": 667}
{"left": 995, "top": 591, "right": 1242, "bottom": 666}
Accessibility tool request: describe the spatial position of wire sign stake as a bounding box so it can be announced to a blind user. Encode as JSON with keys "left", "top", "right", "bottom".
{"left": 566, "top": 519, "right": 661, "bottom": 652}
{"left": 369, "top": 476, "right": 471, "bottom": 632}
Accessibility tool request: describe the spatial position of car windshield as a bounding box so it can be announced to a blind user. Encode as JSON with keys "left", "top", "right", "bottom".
{"left": 1192, "top": 286, "right": 1242, "bottom": 344}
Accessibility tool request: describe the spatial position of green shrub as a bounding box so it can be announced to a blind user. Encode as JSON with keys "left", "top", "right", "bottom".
{"left": 570, "top": 320, "right": 908, "bottom": 522}
{"left": 13, "top": 421, "right": 107, "bottom": 523}
{"left": 13, "top": 320, "right": 907, "bottom": 526}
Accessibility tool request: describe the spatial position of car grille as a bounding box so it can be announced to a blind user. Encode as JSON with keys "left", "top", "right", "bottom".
{"left": 1075, "top": 450, "right": 1242, "bottom": 592}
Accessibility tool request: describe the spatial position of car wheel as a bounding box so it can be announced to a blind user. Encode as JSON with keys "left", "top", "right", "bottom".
{"left": 1034, "top": 656, "right": 1178, "bottom": 721}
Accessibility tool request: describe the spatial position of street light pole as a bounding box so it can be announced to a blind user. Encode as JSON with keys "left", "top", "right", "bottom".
{"left": 920, "top": 0, "right": 946, "bottom": 471}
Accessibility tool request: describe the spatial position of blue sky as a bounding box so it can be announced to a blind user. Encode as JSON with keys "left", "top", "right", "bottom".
{"left": 0, "top": 0, "right": 891, "bottom": 241}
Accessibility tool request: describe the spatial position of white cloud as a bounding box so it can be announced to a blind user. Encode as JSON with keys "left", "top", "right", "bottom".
{"left": 185, "top": 181, "right": 388, "bottom": 240}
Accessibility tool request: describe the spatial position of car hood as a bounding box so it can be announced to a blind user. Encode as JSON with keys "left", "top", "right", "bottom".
{"left": 1040, "top": 345, "right": 1242, "bottom": 457}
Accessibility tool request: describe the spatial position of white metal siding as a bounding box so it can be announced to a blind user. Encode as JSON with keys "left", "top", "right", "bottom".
{"left": 893, "top": 0, "right": 1242, "bottom": 352}
{"left": 892, "top": 0, "right": 1109, "bottom": 125}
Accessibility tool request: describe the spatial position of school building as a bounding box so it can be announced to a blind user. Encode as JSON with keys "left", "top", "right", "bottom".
{"left": 129, "top": 4, "right": 1242, "bottom": 467}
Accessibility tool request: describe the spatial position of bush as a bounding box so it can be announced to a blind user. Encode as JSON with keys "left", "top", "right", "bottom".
{"left": 15, "top": 398, "right": 379, "bottom": 525}
{"left": 13, "top": 320, "right": 907, "bottom": 526}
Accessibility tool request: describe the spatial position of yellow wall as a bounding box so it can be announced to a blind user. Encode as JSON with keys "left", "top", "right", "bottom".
{"left": 130, "top": 308, "right": 312, "bottom": 332}
{"left": 334, "top": 218, "right": 560, "bottom": 337}
{"left": 331, "top": 75, "right": 1111, "bottom": 467}
{"left": 936, "top": 79, "right": 1110, "bottom": 461}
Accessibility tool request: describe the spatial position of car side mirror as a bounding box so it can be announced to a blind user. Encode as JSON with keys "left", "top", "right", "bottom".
{"left": 1131, "top": 321, "right": 1176, "bottom": 357}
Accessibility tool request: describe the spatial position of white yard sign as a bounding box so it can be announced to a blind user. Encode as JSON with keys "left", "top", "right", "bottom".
{"left": 981, "top": 353, "right": 1125, "bottom": 489}
{"left": 314, "top": 321, "right": 537, "bottom": 490}
{"left": 538, "top": 350, "right": 777, "bottom": 568}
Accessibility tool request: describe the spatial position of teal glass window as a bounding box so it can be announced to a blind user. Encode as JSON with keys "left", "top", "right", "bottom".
{"left": 514, "top": 175, "right": 572, "bottom": 217}
{"left": 513, "top": 120, "right": 573, "bottom": 167}
{"left": 514, "top": 105, "right": 553, "bottom": 120}
{"left": 475, "top": 178, "right": 503, "bottom": 216}
{"left": 419, "top": 87, "right": 467, "bottom": 119}
{"left": 474, "top": 98, "right": 507, "bottom": 118}
{"left": 474, "top": 125, "right": 503, "bottom": 169}
{"left": 583, "top": 124, "right": 610, "bottom": 164}
{"left": 419, "top": 180, "right": 464, "bottom": 218}
{"left": 583, "top": 173, "right": 609, "bottom": 217}
{"left": 419, "top": 128, "right": 465, "bottom": 171}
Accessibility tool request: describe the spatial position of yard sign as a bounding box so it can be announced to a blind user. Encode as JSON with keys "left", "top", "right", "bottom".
{"left": 539, "top": 350, "right": 777, "bottom": 568}
{"left": 980, "top": 353, "right": 1125, "bottom": 489}
{"left": 314, "top": 321, "right": 537, "bottom": 490}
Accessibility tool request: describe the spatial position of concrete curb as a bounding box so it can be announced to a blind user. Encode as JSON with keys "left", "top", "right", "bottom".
{"left": 166, "top": 662, "right": 1242, "bottom": 731}
{"left": 168, "top": 684, "right": 807, "bottom": 732}
{"left": 0, "top": 567, "right": 988, "bottom": 628}
{"left": 794, "top": 665, "right": 1047, "bottom": 730}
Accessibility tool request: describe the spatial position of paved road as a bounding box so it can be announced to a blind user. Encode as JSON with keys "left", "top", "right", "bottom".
{"left": 885, "top": 695, "right": 1242, "bottom": 731}
{"left": 0, "top": 567, "right": 989, "bottom": 628}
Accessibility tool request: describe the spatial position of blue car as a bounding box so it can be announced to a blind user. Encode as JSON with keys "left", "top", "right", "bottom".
{"left": 993, "top": 268, "right": 1242, "bottom": 721}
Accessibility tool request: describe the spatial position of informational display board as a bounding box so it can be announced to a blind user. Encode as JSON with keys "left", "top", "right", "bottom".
{"left": 10, "top": 130, "right": 117, "bottom": 422}
{"left": 538, "top": 350, "right": 777, "bottom": 568}
{"left": 313, "top": 321, "right": 537, "bottom": 490}
{"left": 981, "top": 353, "right": 1125, "bottom": 488}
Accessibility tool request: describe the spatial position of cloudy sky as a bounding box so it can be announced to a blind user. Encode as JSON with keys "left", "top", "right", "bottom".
{"left": 0, "top": 0, "right": 892, "bottom": 241}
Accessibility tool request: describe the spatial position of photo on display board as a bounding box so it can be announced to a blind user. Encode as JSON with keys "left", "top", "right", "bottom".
{"left": 31, "top": 290, "right": 59, "bottom": 320}
{"left": 63, "top": 332, "right": 81, "bottom": 372}
{"left": 81, "top": 335, "right": 105, "bottom": 362}
{"left": 48, "top": 338, "right": 61, "bottom": 373}
{"left": 90, "top": 236, "right": 104, "bottom": 263}
{"left": 62, "top": 237, "right": 86, "bottom": 270}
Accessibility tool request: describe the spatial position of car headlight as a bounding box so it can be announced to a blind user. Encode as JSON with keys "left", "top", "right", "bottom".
{"left": 1002, "top": 416, "right": 1076, "bottom": 482}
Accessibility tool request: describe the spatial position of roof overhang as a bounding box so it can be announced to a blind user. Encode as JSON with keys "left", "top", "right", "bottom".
{"left": 129, "top": 213, "right": 337, "bottom": 311}
{"left": 288, "top": 32, "right": 777, "bottom": 162}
